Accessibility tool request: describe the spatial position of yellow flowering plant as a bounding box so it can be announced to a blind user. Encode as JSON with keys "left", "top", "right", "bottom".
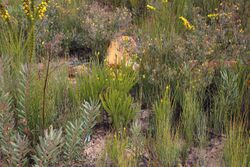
{"left": 36, "top": 0, "right": 49, "bottom": 20}
{"left": 0, "top": 4, "right": 10, "bottom": 23}
{"left": 146, "top": 4, "right": 156, "bottom": 11}
{"left": 179, "top": 16, "right": 195, "bottom": 30}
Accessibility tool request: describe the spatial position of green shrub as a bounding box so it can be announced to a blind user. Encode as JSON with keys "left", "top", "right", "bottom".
{"left": 103, "top": 132, "right": 136, "bottom": 167}
{"left": 100, "top": 89, "right": 136, "bottom": 130}
{"left": 76, "top": 63, "right": 108, "bottom": 102}
{"left": 33, "top": 126, "right": 64, "bottom": 167}
{"left": 181, "top": 89, "right": 203, "bottom": 144}
{"left": 151, "top": 86, "right": 181, "bottom": 166}
{"left": 211, "top": 68, "right": 248, "bottom": 133}
{"left": 46, "top": 0, "right": 132, "bottom": 59}
{"left": 223, "top": 121, "right": 249, "bottom": 167}
{"left": 107, "top": 64, "right": 138, "bottom": 93}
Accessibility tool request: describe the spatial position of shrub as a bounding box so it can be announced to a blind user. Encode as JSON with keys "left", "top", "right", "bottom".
{"left": 181, "top": 89, "right": 203, "bottom": 144}
{"left": 223, "top": 121, "right": 249, "bottom": 167}
{"left": 107, "top": 64, "right": 138, "bottom": 93}
{"left": 76, "top": 63, "right": 108, "bottom": 102}
{"left": 103, "top": 131, "right": 136, "bottom": 167}
{"left": 210, "top": 67, "right": 246, "bottom": 134}
{"left": 46, "top": 1, "right": 132, "bottom": 59}
{"left": 100, "top": 89, "right": 136, "bottom": 130}
{"left": 151, "top": 86, "right": 181, "bottom": 166}
{"left": 33, "top": 126, "right": 64, "bottom": 167}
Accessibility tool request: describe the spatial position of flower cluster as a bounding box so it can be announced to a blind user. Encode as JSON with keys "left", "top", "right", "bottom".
{"left": 22, "top": 0, "right": 33, "bottom": 20}
{"left": 37, "top": 0, "right": 49, "bottom": 20}
{"left": 0, "top": 4, "right": 10, "bottom": 22}
{"left": 179, "top": 16, "right": 195, "bottom": 30}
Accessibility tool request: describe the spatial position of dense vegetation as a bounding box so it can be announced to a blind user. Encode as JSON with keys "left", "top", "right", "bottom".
{"left": 0, "top": 0, "right": 249, "bottom": 166}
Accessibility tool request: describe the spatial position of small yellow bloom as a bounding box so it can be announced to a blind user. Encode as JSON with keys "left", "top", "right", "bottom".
{"left": 162, "top": 0, "right": 168, "bottom": 3}
{"left": 0, "top": 4, "right": 11, "bottom": 22}
{"left": 179, "top": 16, "right": 195, "bottom": 30}
{"left": 147, "top": 4, "right": 156, "bottom": 11}
{"left": 207, "top": 13, "right": 219, "bottom": 18}
{"left": 37, "top": 0, "right": 49, "bottom": 20}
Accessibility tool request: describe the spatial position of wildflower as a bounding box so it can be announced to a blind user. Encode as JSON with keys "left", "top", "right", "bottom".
{"left": 179, "top": 16, "right": 194, "bottom": 30}
{"left": 22, "top": 0, "right": 33, "bottom": 20}
{"left": 162, "top": 0, "right": 168, "bottom": 3}
{"left": 37, "top": 0, "right": 49, "bottom": 20}
{"left": 207, "top": 13, "right": 219, "bottom": 18}
{"left": 0, "top": 4, "right": 11, "bottom": 22}
{"left": 147, "top": 4, "right": 156, "bottom": 11}
{"left": 166, "top": 85, "right": 170, "bottom": 90}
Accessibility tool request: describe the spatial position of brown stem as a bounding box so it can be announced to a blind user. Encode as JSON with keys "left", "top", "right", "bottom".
{"left": 42, "top": 53, "right": 51, "bottom": 131}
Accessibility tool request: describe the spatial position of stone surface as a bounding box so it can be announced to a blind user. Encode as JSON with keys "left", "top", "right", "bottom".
{"left": 106, "top": 36, "right": 137, "bottom": 68}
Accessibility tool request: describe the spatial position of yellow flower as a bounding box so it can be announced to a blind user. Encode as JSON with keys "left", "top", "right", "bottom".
{"left": 0, "top": 4, "right": 11, "bottom": 22}
{"left": 162, "top": 0, "right": 168, "bottom": 3}
{"left": 22, "top": 0, "right": 33, "bottom": 19}
{"left": 207, "top": 13, "right": 219, "bottom": 18}
{"left": 147, "top": 4, "right": 156, "bottom": 11}
{"left": 37, "top": 0, "right": 49, "bottom": 20}
{"left": 179, "top": 16, "right": 195, "bottom": 30}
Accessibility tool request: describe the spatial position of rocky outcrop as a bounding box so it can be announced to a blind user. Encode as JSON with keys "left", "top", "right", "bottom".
{"left": 106, "top": 36, "right": 138, "bottom": 69}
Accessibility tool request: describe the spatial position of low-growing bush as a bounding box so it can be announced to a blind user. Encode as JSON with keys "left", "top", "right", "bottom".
{"left": 100, "top": 89, "right": 137, "bottom": 130}
{"left": 223, "top": 120, "right": 249, "bottom": 167}
{"left": 151, "top": 86, "right": 181, "bottom": 166}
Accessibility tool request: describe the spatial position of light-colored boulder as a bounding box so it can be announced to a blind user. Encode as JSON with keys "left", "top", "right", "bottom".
{"left": 106, "top": 36, "right": 138, "bottom": 69}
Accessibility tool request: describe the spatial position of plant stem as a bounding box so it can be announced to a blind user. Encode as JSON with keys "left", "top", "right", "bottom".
{"left": 42, "top": 52, "right": 51, "bottom": 131}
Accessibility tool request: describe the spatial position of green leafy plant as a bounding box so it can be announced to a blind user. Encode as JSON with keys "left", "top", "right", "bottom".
{"left": 151, "top": 86, "right": 181, "bottom": 166}
{"left": 210, "top": 68, "right": 241, "bottom": 134}
{"left": 33, "top": 126, "right": 64, "bottom": 167}
{"left": 64, "top": 119, "right": 84, "bottom": 164}
{"left": 100, "top": 89, "right": 136, "bottom": 130}
{"left": 130, "top": 120, "right": 145, "bottom": 162}
{"left": 64, "top": 100, "right": 100, "bottom": 163}
{"left": 107, "top": 64, "right": 138, "bottom": 93}
{"left": 76, "top": 63, "right": 108, "bottom": 102}
{"left": 80, "top": 100, "right": 101, "bottom": 141}
{"left": 103, "top": 131, "right": 136, "bottom": 167}
{"left": 181, "top": 89, "right": 203, "bottom": 144}
{"left": 223, "top": 120, "right": 249, "bottom": 167}
{"left": 0, "top": 92, "right": 30, "bottom": 167}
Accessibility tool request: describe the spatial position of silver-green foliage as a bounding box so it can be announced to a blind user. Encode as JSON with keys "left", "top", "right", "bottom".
{"left": 64, "top": 100, "right": 100, "bottom": 163}
{"left": 1, "top": 133, "right": 30, "bottom": 167}
{"left": 16, "top": 66, "right": 28, "bottom": 135}
{"left": 211, "top": 69, "right": 240, "bottom": 133}
{"left": 0, "top": 92, "right": 30, "bottom": 167}
{"left": 33, "top": 126, "right": 64, "bottom": 167}
{"left": 80, "top": 100, "right": 101, "bottom": 141}
{"left": 64, "top": 119, "right": 84, "bottom": 163}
